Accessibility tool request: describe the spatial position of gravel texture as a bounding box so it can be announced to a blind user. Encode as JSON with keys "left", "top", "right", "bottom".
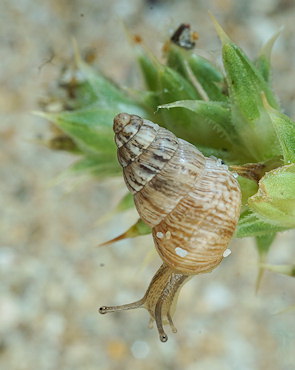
{"left": 1, "top": 1, "right": 294, "bottom": 369}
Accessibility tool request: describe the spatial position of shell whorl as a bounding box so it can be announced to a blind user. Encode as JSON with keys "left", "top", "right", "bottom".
{"left": 113, "top": 113, "right": 241, "bottom": 275}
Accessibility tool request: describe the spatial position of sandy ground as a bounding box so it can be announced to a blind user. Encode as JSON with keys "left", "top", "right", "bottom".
{"left": 0, "top": 1, "right": 294, "bottom": 369}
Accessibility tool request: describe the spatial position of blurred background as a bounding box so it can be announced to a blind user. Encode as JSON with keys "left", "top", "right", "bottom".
{"left": 0, "top": 0, "right": 294, "bottom": 369}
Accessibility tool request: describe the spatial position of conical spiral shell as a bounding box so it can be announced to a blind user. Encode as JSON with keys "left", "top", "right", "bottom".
{"left": 114, "top": 113, "right": 241, "bottom": 275}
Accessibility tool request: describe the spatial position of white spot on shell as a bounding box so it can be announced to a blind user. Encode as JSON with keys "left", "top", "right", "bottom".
{"left": 216, "top": 158, "right": 223, "bottom": 166}
{"left": 165, "top": 231, "right": 171, "bottom": 239}
{"left": 232, "top": 172, "right": 239, "bottom": 178}
{"left": 175, "top": 247, "right": 188, "bottom": 258}
{"left": 156, "top": 232, "right": 164, "bottom": 239}
{"left": 223, "top": 249, "right": 232, "bottom": 258}
{"left": 213, "top": 158, "right": 228, "bottom": 170}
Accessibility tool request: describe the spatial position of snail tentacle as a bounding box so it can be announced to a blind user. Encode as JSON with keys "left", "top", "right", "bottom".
{"left": 99, "top": 263, "right": 190, "bottom": 342}
{"left": 99, "top": 298, "right": 145, "bottom": 314}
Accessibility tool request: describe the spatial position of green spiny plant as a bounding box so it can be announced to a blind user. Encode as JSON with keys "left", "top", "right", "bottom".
{"left": 37, "top": 18, "right": 295, "bottom": 296}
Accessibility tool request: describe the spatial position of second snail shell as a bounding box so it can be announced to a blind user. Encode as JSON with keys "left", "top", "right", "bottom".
{"left": 100, "top": 113, "right": 241, "bottom": 342}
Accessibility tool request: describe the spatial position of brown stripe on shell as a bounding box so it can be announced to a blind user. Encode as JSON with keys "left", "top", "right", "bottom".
{"left": 134, "top": 140, "right": 206, "bottom": 226}
{"left": 117, "top": 120, "right": 160, "bottom": 167}
{"left": 114, "top": 114, "right": 143, "bottom": 148}
{"left": 113, "top": 112, "right": 131, "bottom": 133}
{"left": 122, "top": 127, "right": 179, "bottom": 194}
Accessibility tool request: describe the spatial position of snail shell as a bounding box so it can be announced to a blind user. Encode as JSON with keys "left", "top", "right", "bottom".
{"left": 99, "top": 113, "right": 241, "bottom": 342}
{"left": 115, "top": 113, "right": 241, "bottom": 274}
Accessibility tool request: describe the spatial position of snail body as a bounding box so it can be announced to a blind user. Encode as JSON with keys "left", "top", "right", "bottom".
{"left": 99, "top": 113, "right": 241, "bottom": 342}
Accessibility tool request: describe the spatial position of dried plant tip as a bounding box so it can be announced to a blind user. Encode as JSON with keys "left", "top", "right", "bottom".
{"left": 133, "top": 34, "right": 143, "bottom": 44}
{"left": 170, "top": 23, "right": 196, "bottom": 50}
{"left": 49, "top": 135, "right": 77, "bottom": 151}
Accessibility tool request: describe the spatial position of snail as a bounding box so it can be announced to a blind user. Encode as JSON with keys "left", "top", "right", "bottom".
{"left": 99, "top": 113, "right": 241, "bottom": 342}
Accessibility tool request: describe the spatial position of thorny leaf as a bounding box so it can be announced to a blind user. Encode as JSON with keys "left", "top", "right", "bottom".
{"left": 235, "top": 209, "right": 287, "bottom": 238}
{"left": 255, "top": 232, "right": 277, "bottom": 292}
{"left": 166, "top": 43, "right": 226, "bottom": 101}
{"left": 262, "top": 94, "right": 295, "bottom": 164}
{"left": 260, "top": 263, "right": 295, "bottom": 277}
{"left": 98, "top": 218, "right": 151, "bottom": 247}
{"left": 248, "top": 164, "right": 295, "bottom": 228}
{"left": 158, "top": 99, "right": 238, "bottom": 154}
{"left": 255, "top": 28, "right": 282, "bottom": 82}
